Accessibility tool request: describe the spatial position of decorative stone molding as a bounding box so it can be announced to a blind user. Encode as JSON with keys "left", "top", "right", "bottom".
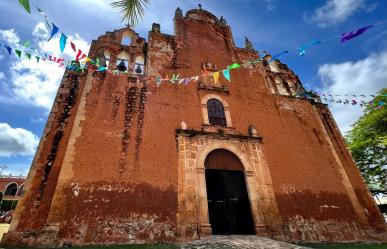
{"left": 176, "top": 129, "right": 280, "bottom": 240}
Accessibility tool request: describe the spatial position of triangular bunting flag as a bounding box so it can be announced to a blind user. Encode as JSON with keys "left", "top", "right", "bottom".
{"left": 213, "top": 71, "right": 219, "bottom": 84}
{"left": 4, "top": 45, "right": 12, "bottom": 55}
{"left": 156, "top": 77, "right": 162, "bottom": 87}
{"left": 70, "top": 42, "right": 76, "bottom": 52}
{"left": 48, "top": 23, "right": 60, "bottom": 41}
{"left": 75, "top": 50, "right": 87, "bottom": 61}
{"left": 15, "top": 49, "right": 22, "bottom": 58}
{"left": 268, "top": 51, "right": 289, "bottom": 62}
{"left": 26, "top": 53, "right": 31, "bottom": 60}
{"left": 183, "top": 78, "right": 190, "bottom": 85}
{"left": 228, "top": 63, "right": 241, "bottom": 69}
{"left": 222, "top": 69, "right": 231, "bottom": 81}
{"left": 36, "top": 56, "right": 40, "bottom": 63}
{"left": 59, "top": 33, "right": 68, "bottom": 52}
{"left": 18, "top": 0, "right": 31, "bottom": 14}
{"left": 95, "top": 66, "right": 106, "bottom": 72}
{"left": 341, "top": 25, "right": 374, "bottom": 43}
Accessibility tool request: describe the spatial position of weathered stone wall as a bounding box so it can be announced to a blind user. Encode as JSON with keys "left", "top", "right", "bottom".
{"left": 3, "top": 7, "right": 386, "bottom": 247}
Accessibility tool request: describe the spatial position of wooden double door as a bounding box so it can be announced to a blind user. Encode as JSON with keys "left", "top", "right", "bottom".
{"left": 205, "top": 169, "right": 255, "bottom": 235}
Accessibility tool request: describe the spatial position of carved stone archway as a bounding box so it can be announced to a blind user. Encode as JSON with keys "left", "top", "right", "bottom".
{"left": 176, "top": 130, "right": 281, "bottom": 240}
{"left": 195, "top": 141, "right": 264, "bottom": 235}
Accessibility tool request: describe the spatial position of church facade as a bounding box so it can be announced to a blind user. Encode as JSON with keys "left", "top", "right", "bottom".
{"left": 2, "top": 7, "right": 386, "bottom": 247}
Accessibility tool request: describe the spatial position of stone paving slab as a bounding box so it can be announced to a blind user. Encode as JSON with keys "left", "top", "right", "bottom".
{"left": 180, "top": 235, "right": 312, "bottom": 249}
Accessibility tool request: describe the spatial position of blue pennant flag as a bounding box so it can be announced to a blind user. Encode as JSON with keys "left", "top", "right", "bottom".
{"left": 298, "top": 40, "right": 321, "bottom": 56}
{"left": 222, "top": 69, "right": 231, "bottom": 81}
{"left": 268, "top": 51, "right": 289, "bottom": 62}
{"left": 4, "top": 45, "right": 12, "bottom": 55}
{"left": 48, "top": 23, "right": 59, "bottom": 41}
{"left": 59, "top": 33, "right": 67, "bottom": 52}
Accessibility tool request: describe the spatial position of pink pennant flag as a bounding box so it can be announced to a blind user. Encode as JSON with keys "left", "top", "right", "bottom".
{"left": 76, "top": 50, "right": 87, "bottom": 61}
{"left": 49, "top": 55, "right": 56, "bottom": 62}
{"left": 70, "top": 42, "right": 76, "bottom": 52}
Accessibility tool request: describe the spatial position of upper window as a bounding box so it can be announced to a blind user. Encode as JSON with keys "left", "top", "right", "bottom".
{"left": 207, "top": 99, "right": 227, "bottom": 127}
{"left": 4, "top": 183, "right": 18, "bottom": 196}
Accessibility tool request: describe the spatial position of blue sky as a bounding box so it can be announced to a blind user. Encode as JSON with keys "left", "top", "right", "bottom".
{"left": 0, "top": 0, "right": 386, "bottom": 176}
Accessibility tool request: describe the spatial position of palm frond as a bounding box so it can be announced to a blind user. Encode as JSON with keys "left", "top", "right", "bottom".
{"left": 111, "top": 0, "right": 149, "bottom": 27}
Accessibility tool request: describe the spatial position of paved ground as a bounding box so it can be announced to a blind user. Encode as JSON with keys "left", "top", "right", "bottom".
{"left": 180, "top": 235, "right": 311, "bottom": 249}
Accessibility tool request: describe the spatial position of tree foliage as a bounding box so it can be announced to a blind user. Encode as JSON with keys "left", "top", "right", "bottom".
{"left": 111, "top": 0, "right": 149, "bottom": 27}
{"left": 345, "top": 88, "right": 387, "bottom": 191}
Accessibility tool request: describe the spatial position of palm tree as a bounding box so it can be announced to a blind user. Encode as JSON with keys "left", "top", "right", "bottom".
{"left": 111, "top": 0, "right": 149, "bottom": 27}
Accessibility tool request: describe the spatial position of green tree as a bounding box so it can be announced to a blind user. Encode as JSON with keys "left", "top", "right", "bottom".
{"left": 345, "top": 88, "right": 387, "bottom": 192}
{"left": 111, "top": 0, "right": 149, "bottom": 27}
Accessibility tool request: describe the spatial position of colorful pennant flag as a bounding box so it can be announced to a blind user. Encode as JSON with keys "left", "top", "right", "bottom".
{"left": 26, "top": 53, "right": 31, "bottom": 60}
{"left": 18, "top": 0, "right": 31, "bottom": 14}
{"left": 228, "top": 63, "right": 241, "bottom": 69}
{"left": 341, "top": 25, "right": 374, "bottom": 43}
{"left": 268, "top": 51, "right": 289, "bottom": 62}
{"left": 156, "top": 77, "right": 162, "bottom": 87}
{"left": 37, "top": 7, "right": 51, "bottom": 30}
{"left": 59, "top": 33, "right": 67, "bottom": 52}
{"left": 298, "top": 40, "right": 321, "bottom": 56}
{"left": 75, "top": 50, "right": 87, "bottom": 61}
{"left": 213, "top": 71, "right": 220, "bottom": 84}
{"left": 222, "top": 69, "right": 231, "bottom": 81}
{"left": 48, "top": 23, "right": 60, "bottom": 41}
{"left": 96, "top": 66, "right": 107, "bottom": 72}
{"left": 4, "top": 45, "right": 12, "bottom": 55}
{"left": 15, "top": 49, "right": 22, "bottom": 58}
{"left": 36, "top": 56, "right": 40, "bottom": 63}
{"left": 183, "top": 78, "right": 190, "bottom": 85}
{"left": 70, "top": 41, "right": 76, "bottom": 52}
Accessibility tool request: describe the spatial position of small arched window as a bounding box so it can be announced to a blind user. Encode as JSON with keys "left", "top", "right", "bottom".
{"left": 207, "top": 99, "right": 227, "bottom": 127}
{"left": 4, "top": 183, "right": 18, "bottom": 196}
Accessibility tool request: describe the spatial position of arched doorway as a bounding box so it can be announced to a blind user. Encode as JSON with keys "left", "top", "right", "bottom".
{"left": 205, "top": 149, "right": 255, "bottom": 234}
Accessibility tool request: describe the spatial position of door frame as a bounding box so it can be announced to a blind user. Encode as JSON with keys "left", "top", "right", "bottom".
{"left": 195, "top": 142, "right": 264, "bottom": 235}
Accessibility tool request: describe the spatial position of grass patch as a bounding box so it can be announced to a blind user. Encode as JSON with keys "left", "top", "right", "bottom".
{"left": 4, "top": 244, "right": 179, "bottom": 249}
{"left": 300, "top": 243, "right": 387, "bottom": 249}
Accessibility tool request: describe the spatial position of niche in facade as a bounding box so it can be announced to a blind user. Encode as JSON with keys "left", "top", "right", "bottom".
{"left": 116, "top": 51, "right": 130, "bottom": 72}
{"left": 121, "top": 31, "right": 132, "bottom": 46}
{"left": 134, "top": 56, "right": 145, "bottom": 75}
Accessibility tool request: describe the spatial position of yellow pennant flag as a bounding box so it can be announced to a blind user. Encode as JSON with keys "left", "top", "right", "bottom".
{"left": 213, "top": 71, "right": 220, "bottom": 84}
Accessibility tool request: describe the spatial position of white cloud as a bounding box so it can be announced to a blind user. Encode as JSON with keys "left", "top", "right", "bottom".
{"left": 0, "top": 123, "right": 39, "bottom": 157}
{"left": 0, "top": 23, "right": 90, "bottom": 110}
{"left": 0, "top": 29, "right": 20, "bottom": 44}
{"left": 318, "top": 49, "right": 387, "bottom": 133}
{"left": 307, "top": 0, "right": 373, "bottom": 27}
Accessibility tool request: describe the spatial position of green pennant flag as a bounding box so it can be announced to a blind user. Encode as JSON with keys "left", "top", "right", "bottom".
{"left": 23, "top": 41, "right": 30, "bottom": 47}
{"left": 26, "top": 53, "right": 31, "bottom": 60}
{"left": 36, "top": 56, "right": 40, "bottom": 63}
{"left": 15, "top": 49, "right": 22, "bottom": 58}
{"left": 18, "top": 0, "right": 31, "bottom": 14}
{"left": 228, "top": 63, "right": 241, "bottom": 69}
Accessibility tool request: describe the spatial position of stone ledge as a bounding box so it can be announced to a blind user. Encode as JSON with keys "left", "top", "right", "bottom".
{"left": 176, "top": 129, "right": 263, "bottom": 142}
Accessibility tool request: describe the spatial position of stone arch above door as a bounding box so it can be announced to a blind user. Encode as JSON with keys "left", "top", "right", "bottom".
{"left": 196, "top": 141, "right": 253, "bottom": 174}
{"left": 176, "top": 132, "right": 281, "bottom": 239}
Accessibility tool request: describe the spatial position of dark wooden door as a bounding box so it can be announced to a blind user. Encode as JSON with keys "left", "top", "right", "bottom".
{"left": 205, "top": 169, "right": 255, "bottom": 235}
